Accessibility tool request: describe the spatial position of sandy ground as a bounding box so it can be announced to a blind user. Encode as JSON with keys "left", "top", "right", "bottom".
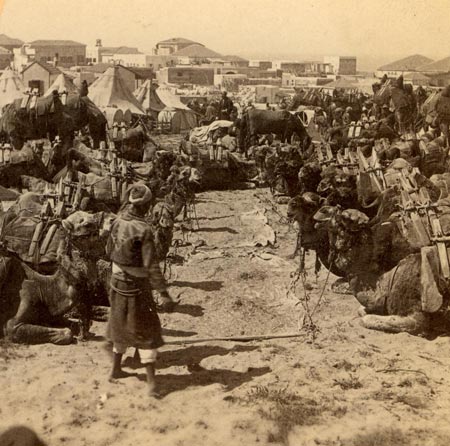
{"left": 2, "top": 187, "right": 450, "bottom": 446}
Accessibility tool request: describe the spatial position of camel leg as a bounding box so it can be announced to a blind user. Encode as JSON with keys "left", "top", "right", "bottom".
{"left": 5, "top": 299, "right": 73, "bottom": 345}
{"left": 289, "top": 231, "right": 301, "bottom": 259}
{"left": 361, "top": 312, "right": 430, "bottom": 334}
{"left": 76, "top": 301, "right": 92, "bottom": 341}
{"left": 6, "top": 319, "right": 73, "bottom": 345}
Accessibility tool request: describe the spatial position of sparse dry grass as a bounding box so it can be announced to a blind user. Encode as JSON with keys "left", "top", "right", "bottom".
{"left": 349, "top": 427, "right": 450, "bottom": 446}
{"left": 238, "top": 270, "right": 268, "bottom": 281}
{"left": 349, "top": 427, "right": 410, "bottom": 446}
{"left": 333, "top": 374, "right": 363, "bottom": 390}
{"left": 239, "top": 386, "right": 346, "bottom": 445}
{"left": 332, "top": 359, "right": 356, "bottom": 372}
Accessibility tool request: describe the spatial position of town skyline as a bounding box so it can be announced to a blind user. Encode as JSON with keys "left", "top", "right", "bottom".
{"left": 1, "top": 0, "right": 450, "bottom": 71}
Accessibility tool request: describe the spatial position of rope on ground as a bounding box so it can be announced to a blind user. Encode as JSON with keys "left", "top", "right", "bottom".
{"left": 255, "top": 193, "right": 289, "bottom": 224}
{"left": 287, "top": 250, "right": 334, "bottom": 340}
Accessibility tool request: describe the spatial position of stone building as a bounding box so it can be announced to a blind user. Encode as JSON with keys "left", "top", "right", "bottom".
{"left": 0, "top": 47, "right": 13, "bottom": 70}
{"left": 14, "top": 40, "right": 86, "bottom": 71}
{"left": 157, "top": 66, "right": 215, "bottom": 85}
{"left": 324, "top": 56, "right": 357, "bottom": 75}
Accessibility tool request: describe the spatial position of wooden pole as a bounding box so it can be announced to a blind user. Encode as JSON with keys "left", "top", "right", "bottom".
{"left": 165, "top": 332, "right": 305, "bottom": 345}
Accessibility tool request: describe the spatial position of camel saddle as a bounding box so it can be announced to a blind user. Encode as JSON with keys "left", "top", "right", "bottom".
{"left": 0, "top": 194, "right": 66, "bottom": 266}
{"left": 391, "top": 191, "right": 450, "bottom": 312}
{"left": 0, "top": 214, "right": 63, "bottom": 265}
{"left": 36, "top": 96, "right": 55, "bottom": 116}
{"left": 13, "top": 95, "right": 57, "bottom": 118}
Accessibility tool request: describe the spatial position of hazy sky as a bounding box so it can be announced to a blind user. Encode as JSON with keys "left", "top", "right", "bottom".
{"left": 1, "top": 0, "right": 449, "bottom": 70}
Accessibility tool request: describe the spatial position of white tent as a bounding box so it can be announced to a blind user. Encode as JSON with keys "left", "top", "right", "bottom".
{"left": 44, "top": 73, "right": 79, "bottom": 97}
{"left": 135, "top": 81, "right": 197, "bottom": 132}
{"left": 134, "top": 78, "right": 164, "bottom": 115}
{"left": 158, "top": 109, "right": 198, "bottom": 133}
{"left": 0, "top": 67, "right": 26, "bottom": 112}
{"left": 156, "top": 85, "right": 192, "bottom": 111}
{"left": 88, "top": 65, "right": 146, "bottom": 115}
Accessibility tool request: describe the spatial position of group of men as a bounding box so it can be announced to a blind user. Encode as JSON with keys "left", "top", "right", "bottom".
{"left": 189, "top": 91, "right": 236, "bottom": 126}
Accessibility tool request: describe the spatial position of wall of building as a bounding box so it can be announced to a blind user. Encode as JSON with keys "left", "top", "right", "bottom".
{"left": 86, "top": 46, "right": 101, "bottom": 64}
{"left": 103, "top": 53, "right": 147, "bottom": 67}
{"left": 0, "top": 53, "right": 13, "bottom": 70}
{"left": 323, "top": 56, "right": 339, "bottom": 74}
{"left": 71, "top": 71, "right": 97, "bottom": 87}
{"left": 33, "top": 45, "right": 86, "bottom": 67}
{"left": 273, "top": 61, "right": 304, "bottom": 72}
{"left": 222, "top": 67, "right": 281, "bottom": 78}
{"left": 249, "top": 60, "right": 272, "bottom": 70}
{"left": 157, "top": 67, "right": 215, "bottom": 85}
{"left": 255, "top": 85, "right": 280, "bottom": 103}
{"left": 224, "top": 60, "right": 249, "bottom": 68}
{"left": 428, "top": 73, "right": 450, "bottom": 87}
{"left": 338, "top": 57, "right": 357, "bottom": 75}
{"left": 145, "top": 55, "right": 178, "bottom": 70}
{"left": 324, "top": 56, "right": 357, "bottom": 75}
{"left": 246, "top": 78, "right": 281, "bottom": 86}
{"left": 274, "top": 61, "right": 332, "bottom": 75}
{"left": 281, "top": 72, "right": 330, "bottom": 88}
{"left": 155, "top": 42, "right": 195, "bottom": 56}
{"left": 13, "top": 46, "right": 35, "bottom": 71}
{"left": 214, "top": 74, "right": 247, "bottom": 91}
{"left": 22, "top": 64, "right": 59, "bottom": 94}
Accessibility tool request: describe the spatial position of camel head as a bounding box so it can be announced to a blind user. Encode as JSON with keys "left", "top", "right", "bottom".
{"left": 287, "top": 192, "right": 323, "bottom": 248}
{"left": 66, "top": 149, "right": 91, "bottom": 174}
{"left": 60, "top": 211, "right": 105, "bottom": 259}
{"left": 318, "top": 166, "right": 356, "bottom": 207}
{"left": 178, "top": 166, "right": 201, "bottom": 186}
{"left": 152, "top": 202, "right": 175, "bottom": 229}
{"left": 324, "top": 208, "right": 371, "bottom": 273}
{"left": 96, "top": 212, "right": 116, "bottom": 239}
{"left": 298, "top": 162, "right": 321, "bottom": 193}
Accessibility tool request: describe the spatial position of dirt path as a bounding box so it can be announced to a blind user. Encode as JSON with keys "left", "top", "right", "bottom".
{"left": 2, "top": 188, "right": 450, "bottom": 446}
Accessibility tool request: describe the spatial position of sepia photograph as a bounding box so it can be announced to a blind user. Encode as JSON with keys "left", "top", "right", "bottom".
{"left": 1, "top": 0, "right": 450, "bottom": 444}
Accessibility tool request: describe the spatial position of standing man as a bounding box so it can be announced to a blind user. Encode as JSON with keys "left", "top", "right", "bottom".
{"left": 218, "top": 91, "right": 234, "bottom": 120}
{"left": 343, "top": 106, "right": 353, "bottom": 125}
{"left": 106, "top": 184, "right": 176, "bottom": 396}
{"left": 80, "top": 80, "right": 89, "bottom": 97}
{"left": 200, "top": 101, "right": 217, "bottom": 126}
